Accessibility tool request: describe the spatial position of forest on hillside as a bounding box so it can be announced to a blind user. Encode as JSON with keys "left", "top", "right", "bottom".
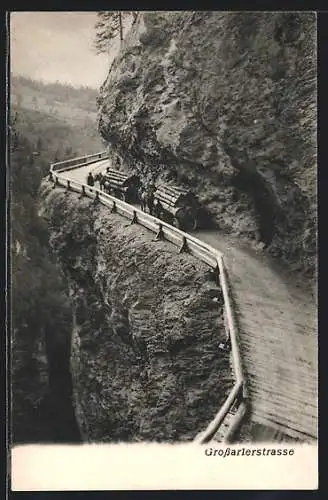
{"left": 11, "top": 116, "right": 82, "bottom": 442}
{"left": 9, "top": 75, "right": 105, "bottom": 443}
{"left": 11, "top": 105, "right": 103, "bottom": 164}
{"left": 11, "top": 74, "right": 104, "bottom": 161}
{"left": 11, "top": 75, "right": 100, "bottom": 114}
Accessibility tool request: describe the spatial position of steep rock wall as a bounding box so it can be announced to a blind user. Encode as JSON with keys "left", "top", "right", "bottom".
{"left": 98, "top": 11, "right": 316, "bottom": 280}
{"left": 41, "top": 184, "right": 232, "bottom": 442}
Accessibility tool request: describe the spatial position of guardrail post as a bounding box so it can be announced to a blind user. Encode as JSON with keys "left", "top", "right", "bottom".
{"left": 155, "top": 223, "right": 164, "bottom": 241}
{"left": 52, "top": 176, "right": 59, "bottom": 189}
{"left": 242, "top": 381, "right": 249, "bottom": 400}
{"left": 179, "top": 236, "right": 189, "bottom": 254}
{"left": 131, "top": 210, "right": 138, "bottom": 224}
{"left": 66, "top": 180, "right": 71, "bottom": 192}
{"left": 111, "top": 201, "right": 117, "bottom": 213}
{"left": 212, "top": 264, "right": 220, "bottom": 286}
{"left": 235, "top": 385, "right": 244, "bottom": 407}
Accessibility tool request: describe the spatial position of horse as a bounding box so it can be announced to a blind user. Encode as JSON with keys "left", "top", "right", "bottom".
{"left": 95, "top": 173, "right": 111, "bottom": 194}
{"left": 94, "top": 173, "right": 103, "bottom": 190}
{"left": 147, "top": 186, "right": 156, "bottom": 215}
{"left": 103, "top": 180, "right": 111, "bottom": 194}
{"left": 153, "top": 198, "right": 163, "bottom": 219}
{"left": 138, "top": 187, "right": 147, "bottom": 212}
{"left": 138, "top": 186, "right": 156, "bottom": 214}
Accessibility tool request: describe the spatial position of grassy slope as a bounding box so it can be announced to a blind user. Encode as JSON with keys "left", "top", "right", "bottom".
{"left": 11, "top": 75, "right": 104, "bottom": 162}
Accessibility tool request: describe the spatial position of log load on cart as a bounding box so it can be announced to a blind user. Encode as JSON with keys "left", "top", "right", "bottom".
{"left": 102, "top": 169, "right": 141, "bottom": 203}
{"left": 153, "top": 184, "right": 200, "bottom": 232}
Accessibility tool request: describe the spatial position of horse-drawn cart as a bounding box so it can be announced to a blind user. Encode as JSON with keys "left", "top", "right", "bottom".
{"left": 153, "top": 184, "right": 200, "bottom": 231}
{"left": 100, "top": 169, "right": 140, "bottom": 203}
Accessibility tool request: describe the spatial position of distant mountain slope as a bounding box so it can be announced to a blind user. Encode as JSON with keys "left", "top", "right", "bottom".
{"left": 10, "top": 75, "right": 104, "bottom": 163}
{"left": 11, "top": 75, "right": 99, "bottom": 124}
{"left": 11, "top": 105, "right": 103, "bottom": 164}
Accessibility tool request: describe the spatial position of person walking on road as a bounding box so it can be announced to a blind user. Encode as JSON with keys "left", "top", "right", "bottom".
{"left": 87, "top": 172, "right": 95, "bottom": 187}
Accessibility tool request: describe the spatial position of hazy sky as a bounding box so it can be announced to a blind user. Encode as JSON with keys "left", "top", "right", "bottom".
{"left": 10, "top": 12, "right": 117, "bottom": 88}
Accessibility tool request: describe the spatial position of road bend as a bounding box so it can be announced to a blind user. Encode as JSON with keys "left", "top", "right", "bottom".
{"left": 60, "top": 161, "right": 318, "bottom": 442}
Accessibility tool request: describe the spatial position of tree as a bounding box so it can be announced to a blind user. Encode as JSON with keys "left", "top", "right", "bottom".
{"left": 93, "top": 11, "right": 139, "bottom": 54}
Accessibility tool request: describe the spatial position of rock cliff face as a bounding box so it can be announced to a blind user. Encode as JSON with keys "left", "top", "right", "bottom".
{"left": 97, "top": 11, "right": 316, "bottom": 280}
{"left": 41, "top": 184, "right": 232, "bottom": 442}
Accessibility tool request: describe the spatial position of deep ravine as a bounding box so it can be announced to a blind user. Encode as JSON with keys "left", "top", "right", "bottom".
{"left": 41, "top": 184, "right": 232, "bottom": 443}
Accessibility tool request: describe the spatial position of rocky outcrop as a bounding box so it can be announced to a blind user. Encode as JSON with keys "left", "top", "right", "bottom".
{"left": 98, "top": 11, "right": 316, "bottom": 280}
{"left": 41, "top": 183, "right": 232, "bottom": 442}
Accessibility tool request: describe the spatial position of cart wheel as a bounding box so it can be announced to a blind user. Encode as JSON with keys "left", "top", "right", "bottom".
{"left": 173, "top": 217, "right": 182, "bottom": 230}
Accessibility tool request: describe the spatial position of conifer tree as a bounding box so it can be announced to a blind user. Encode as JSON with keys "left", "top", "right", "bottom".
{"left": 93, "top": 11, "right": 139, "bottom": 54}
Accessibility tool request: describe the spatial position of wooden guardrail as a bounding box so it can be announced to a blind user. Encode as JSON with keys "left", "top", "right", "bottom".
{"left": 194, "top": 254, "right": 248, "bottom": 444}
{"left": 48, "top": 154, "right": 248, "bottom": 444}
{"left": 50, "top": 151, "right": 108, "bottom": 173}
